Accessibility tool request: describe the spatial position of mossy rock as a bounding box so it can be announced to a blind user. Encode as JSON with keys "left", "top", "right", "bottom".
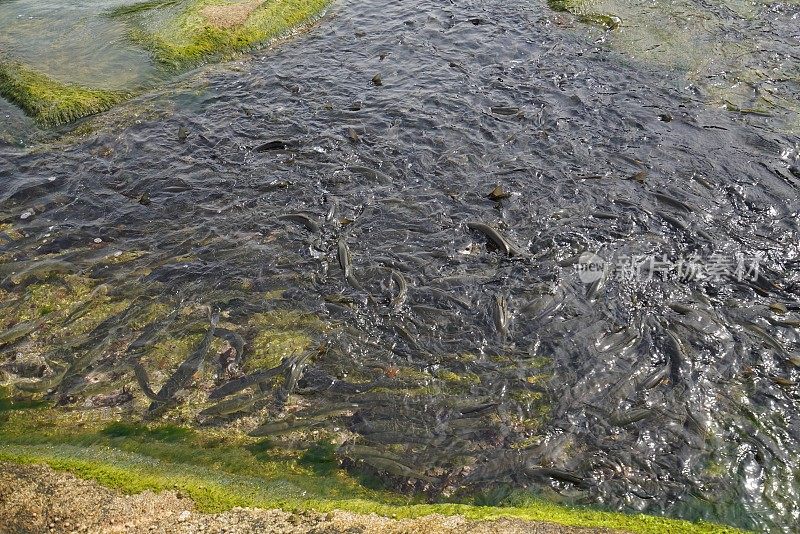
{"left": 111, "top": 0, "right": 333, "bottom": 69}
{"left": 0, "top": 61, "right": 129, "bottom": 126}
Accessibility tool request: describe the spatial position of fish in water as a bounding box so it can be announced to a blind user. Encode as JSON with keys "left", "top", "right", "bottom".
{"left": 337, "top": 237, "right": 353, "bottom": 279}
{"left": 147, "top": 311, "right": 219, "bottom": 413}
{"left": 255, "top": 139, "right": 295, "bottom": 151}
{"left": 199, "top": 389, "right": 271, "bottom": 417}
{"left": 466, "top": 221, "right": 521, "bottom": 256}
{"left": 2, "top": 259, "right": 77, "bottom": 286}
{"left": 213, "top": 328, "right": 246, "bottom": 362}
{"left": 346, "top": 165, "right": 392, "bottom": 185}
{"left": 208, "top": 362, "right": 286, "bottom": 400}
{"left": 248, "top": 416, "right": 321, "bottom": 437}
{"left": 276, "top": 351, "right": 311, "bottom": 405}
{"left": 278, "top": 213, "right": 320, "bottom": 233}
{"left": 14, "top": 359, "right": 69, "bottom": 393}
{"left": 390, "top": 270, "right": 408, "bottom": 310}
{"left": 358, "top": 455, "right": 439, "bottom": 483}
{"left": 126, "top": 309, "right": 180, "bottom": 356}
{"left": 493, "top": 295, "right": 510, "bottom": 336}
{"left": 609, "top": 407, "right": 655, "bottom": 427}
{"left": 0, "top": 317, "right": 47, "bottom": 347}
{"left": 487, "top": 185, "right": 511, "bottom": 200}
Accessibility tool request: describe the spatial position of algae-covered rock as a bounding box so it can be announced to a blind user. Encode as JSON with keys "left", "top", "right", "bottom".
{"left": 110, "top": 0, "right": 333, "bottom": 69}
{"left": 0, "top": 61, "right": 129, "bottom": 126}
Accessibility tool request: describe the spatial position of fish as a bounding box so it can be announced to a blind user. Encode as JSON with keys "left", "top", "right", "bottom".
{"left": 208, "top": 363, "right": 286, "bottom": 400}
{"left": 0, "top": 317, "right": 47, "bottom": 347}
{"left": 126, "top": 309, "right": 180, "bottom": 356}
{"left": 346, "top": 165, "right": 392, "bottom": 185}
{"left": 657, "top": 211, "right": 688, "bottom": 231}
{"left": 389, "top": 270, "right": 408, "bottom": 310}
{"left": 275, "top": 351, "right": 311, "bottom": 404}
{"left": 337, "top": 237, "right": 352, "bottom": 278}
{"left": 14, "top": 360, "right": 69, "bottom": 393}
{"left": 358, "top": 455, "right": 439, "bottom": 483}
{"left": 278, "top": 213, "right": 320, "bottom": 233}
{"left": 525, "top": 467, "right": 584, "bottom": 486}
{"left": 609, "top": 408, "right": 654, "bottom": 427}
{"left": 199, "top": 389, "right": 271, "bottom": 417}
{"left": 130, "top": 360, "right": 170, "bottom": 402}
{"left": 213, "top": 328, "right": 245, "bottom": 361}
{"left": 2, "top": 259, "right": 77, "bottom": 286}
{"left": 255, "top": 139, "right": 295, "bottom": 151}
{"left": 466, "top": 221, "right": 521, "bottom": 256}
{"left": 248, "top": 417, "right": 321, "bottom": 437}
{"left": 490, "top": 106, "right": 521, "bottom": 116}
{"left": 663, "top": 328, "right": 686, "bottom": 386}
{"left": 62, "top": 284, "right": 110, "bottom": 324}
{"left": 147, "top": 311, "right": 219, "bottom": 412}
{"left": 493, "top": 295, "right": 510, "bottom": 336}
{"left": 339, "top": 444, "right": 405, "bottom": 463}
{"left": 487, "top": 185, "right": 511, "bottom": 200}
{"left": 640, "top": 365, "right": 669, "bottom": 389}
{"left": 654, "top": 193, "right": 694, "bottom": 212}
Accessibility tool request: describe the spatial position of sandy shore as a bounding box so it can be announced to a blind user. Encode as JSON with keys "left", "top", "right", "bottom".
{"left": 0, "top": 462, "right": 624, "bottom": 534}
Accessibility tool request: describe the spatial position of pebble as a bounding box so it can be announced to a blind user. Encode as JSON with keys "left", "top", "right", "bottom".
{"left": 93, "top": 238, "right": 103, "bottom": 244}
{"left": 178, "top": 511, "right": 191, "bottom": 523}
{"left": 20, "top": 209, "right": 34, "bottom": 220}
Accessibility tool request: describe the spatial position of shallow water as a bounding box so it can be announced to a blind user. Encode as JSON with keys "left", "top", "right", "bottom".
{"left": 1, "top": 0, "right": 800, "bottom": 531}
{"left": 0, "top": 0, "right": 161, "bottom": 89}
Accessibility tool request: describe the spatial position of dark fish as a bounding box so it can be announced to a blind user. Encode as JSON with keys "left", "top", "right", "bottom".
{"left": 493, "top": 295, "right": 510, "bottom": 336}
{"left": 466, "top": 221, "right": 521, "bottom": 256}
{"left": 664, "top": 328, "right": 685, "bottom": 386}
{"left": 278, "top": 213, "right": 320, "bottom": 233}
{"left": 126, "top": 309, "right": 180, "bottom": 355}
{"left": 390, "top": 270, "right": 408, "bottom": 310}
{"left": 654, "top": 193, "right": 694, "bottom": 212}
{"left": 199, "top": 389, "right": 271, "bottom": 417}
{"left": 0, "top": 317, "right": 46, "bottom": 346}
{"left": 276, "top": 351, "right": 311, "bottom": 404}
{"left": 213, "top": 328, "right": 245, "bottom": 361}
{"left": 610, "top": 408, "right": 654, "bottom": 427}
{"left": 208, "top": 362, "right": 286, "bottom": 400}
{"left": 358, "top": 456, "right": 439, "bottom": 483}
{"left": 130, "top": 360, "right": 170, "bottom": 402}
{"left": 3, "top": 260, "right": 76, "bottom": 286}
{"left": 346, "top": 165, "right": 392, "bottom": 184}
{"left": 337, "top": 237, "right": 352, "bottom": 278}
{"left": 526, "top": 467, "right": 584, "bottom": 486}
{"left": 657, "top": 211, "right": 688, "bottom": 231}
{"left": 62, "top": 284, "right": 110, "bottom": 324}
{"left": 640, "top": 365, "right": 669, "bottom": 389}
{"left": 255, "top": 139, "right": 294, "bottom": 151}
{"left": 147, "top": 311, "right": 219, "bottom": 412}
{"left": 490, "top": 106, "right": 520, "bottom": 116}
{"left": 249, "top": 417, "right": 321, "bottom": 437}
{"left": 487, "top": 185, "right": 511, "bottom": 200}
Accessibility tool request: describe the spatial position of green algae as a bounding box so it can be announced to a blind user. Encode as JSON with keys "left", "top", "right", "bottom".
{"left": 111, "top": 0, "right": 332, "bottom": 69}
{"left": 0, "top": 61, "right": 129, "bottom": 126}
